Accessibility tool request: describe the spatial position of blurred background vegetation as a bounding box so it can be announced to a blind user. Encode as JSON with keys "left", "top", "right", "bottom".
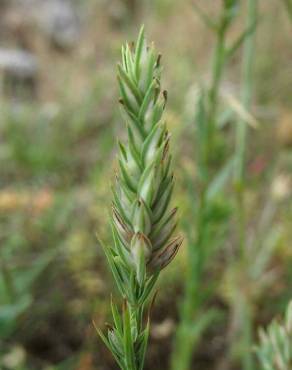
{"left": 0, "top": 1, "right": 291, "bottom": 369}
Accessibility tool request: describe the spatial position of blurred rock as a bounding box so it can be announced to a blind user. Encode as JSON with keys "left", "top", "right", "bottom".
{"left": 0, "top": 48, "right": 37, "bottom": 76}
{"left": 0, "top": 48, "right": 38, "bottom": 97}
{"left": 1, "top": 0, "right": 81, "bottom": 50}
{"left": 36, "top": 0, "right": 81, "bottom": 50}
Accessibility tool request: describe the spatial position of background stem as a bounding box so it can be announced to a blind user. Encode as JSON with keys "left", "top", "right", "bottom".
{"left": 171, "top": 6, "right": 233, "bottom": 370}
{"left": 234, "top": 0, "right": 257, "bottom": 185}
{"left": 233, "top": 0, "right": 258, "bottom": 369}
{"left": 207, "top": 26, "right": 227, "bottom": 157}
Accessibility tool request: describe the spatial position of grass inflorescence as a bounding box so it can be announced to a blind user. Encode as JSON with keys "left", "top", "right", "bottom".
{"left": 96, "top": 26, "right": 182, "bottom": 370}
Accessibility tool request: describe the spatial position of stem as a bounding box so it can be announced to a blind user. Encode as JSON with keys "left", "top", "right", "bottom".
{"left": 207, "top": 24, "right": 227, "bottom": 156}
{"left": 171, "top": 199, "right": 207, "bottom": 370}
{"left": 171, "top": 165, "right": 209, "bottom": 370}
{"left": 129, "top": 302, "right": 144, "bottom": 370}
{"left": 171, "top": 6, "right": 234, "bottom": 370}
{"left": 234, "top": 0, "right": 257, "bottom": 189}
{"left": 233, "top": 0, "right": 258, "bottom": 369}
{"left": 234, "top": 0, "right": 257, "bottom": 259}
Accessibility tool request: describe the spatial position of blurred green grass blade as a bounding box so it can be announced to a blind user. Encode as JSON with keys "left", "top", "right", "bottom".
{"left": 206, "top": 157, "right": 235, "bottom": 201}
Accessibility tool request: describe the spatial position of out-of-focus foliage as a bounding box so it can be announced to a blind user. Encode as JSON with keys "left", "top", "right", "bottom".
{"left": 0, "top": 1, "right": 291, "bottom": 370}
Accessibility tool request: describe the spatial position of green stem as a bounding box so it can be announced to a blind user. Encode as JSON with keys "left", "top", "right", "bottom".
{"left": 170, "top": 182, "right": 208, "bottom": 370}
{"left": 129, "top": 303, "right": 144, "bottom": 370}
{"left": 233, "top": 1, "right": 258, "bottom": 369}
{"left": 171, "top": 9, "right": 233, "bottom": 370}
{"left": 234, "top": 0, "right": 257, "bottom": 260}
{"left": 207, "top": 23, "right": 227, "bottom": 160}
{"left": 171, "top": 243, "right": 205, "bottom": 370}
{"left": 234, "top": 0, "right": 257, "bottom": 191}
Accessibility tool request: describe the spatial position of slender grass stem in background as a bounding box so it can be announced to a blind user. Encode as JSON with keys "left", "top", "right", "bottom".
{"left": 232, "top": 1, "right": 258, "bottom": 369}
{"left": 170, "top": 2, "right": 252, "bottom": 370}
{"left": 234, "top": 0, "right": 258, "bottom": 256}
{"left": 95, "top": 27, "right": 182, "bottom": 370}
{"left": 207, "top": 10, "right": 230, "bottom": 155}
{"left": 255, "top": 301, "right": 292, "bottom": 370}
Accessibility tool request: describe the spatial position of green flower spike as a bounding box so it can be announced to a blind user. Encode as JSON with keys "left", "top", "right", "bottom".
{"left": 96, "top": 26, "right": 182, "bottom": 370}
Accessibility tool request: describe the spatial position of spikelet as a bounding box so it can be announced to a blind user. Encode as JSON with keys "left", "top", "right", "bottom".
{"left": 96, "top": 26, "right": 182, "bottom": 370}
{"left": 255, "top": 301, "right": 292, "bottom": 370}
{"left": 111, "top": 25, "right": 182, "bottom": 295}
